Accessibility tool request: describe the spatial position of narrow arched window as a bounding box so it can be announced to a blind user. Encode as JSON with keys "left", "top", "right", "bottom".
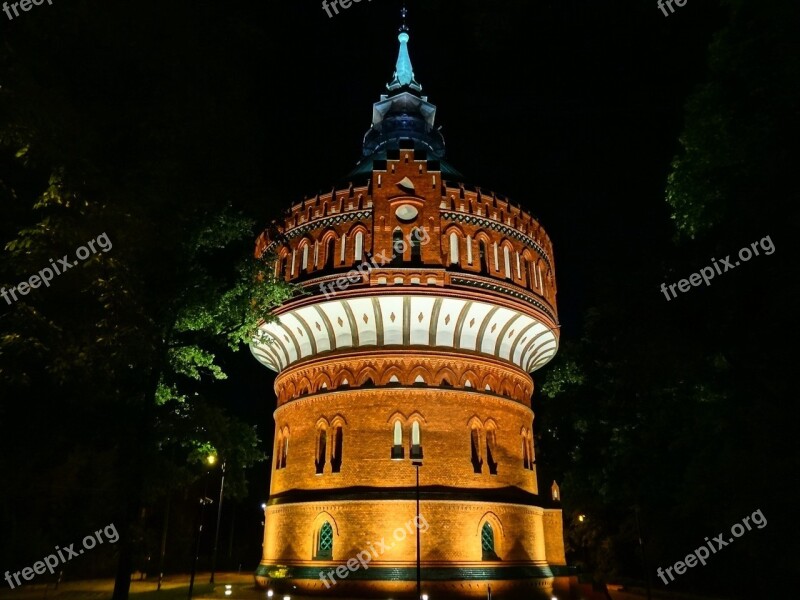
{"left": 471, "top": 427, "right": 483, "bottom": 474}
{"left": 391, "top": 421, "right": 404, "bottom": 460}
{"left": 528, "top": 435, "right": 535, "bottom": 470}
{"left": 449, "top": 232, "right": 459, "bottom": 265}
{"left": 316, "top": 522, "right": 333, "bottom": 559}
{"left": 275, "top": 433, "right": 284, "bottom": 470}
{"left": 503, "top": 246, "right": 511, "bottom": 279}
{"left": 481, "top": 522, "right": 497, "bottom": 560}
{"left": 325, "top": 238, "right": 335, "bottom": 270}
{"left": 281, "top": 434, "right": 289, "bottom": 469}
{"left": 331, "top": 426, "right": 343, "bottom": 473}
{"left": 392, "top": 229, "right": 405, "bottom": 265}
{"left": 410, "top": 229, "right": 422, "bottom": 264}
{"left": 354, "top": 231, "right": 364, "bottom": 263}
{"left": 340, "top": 234, "right": 347, "bottom": 264}
{"left": 466, "top": 235, "right": 473, "bottom": 264}
{"left": 479, "top": 241, "right": 489, "bottom": 274}
{"left": 315, "top": 428, "right": 327, "bottom": 475}
{"left": 486, "top": 429, "right": 498, "bottom": 475}
{"left": 410, "top": 421, "right": 423, "bottom": 460}
{"left": 522, "top": 433, "right": 530, "bottom": 470}
{"left": 301, "top": 245, "right": 309, "bottom": 271}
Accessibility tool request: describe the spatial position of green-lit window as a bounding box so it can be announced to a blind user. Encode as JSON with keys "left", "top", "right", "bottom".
{"left": 481, "top": 522, "right": 498, "bottom": 560}
{"left": 317, "top": 522, "right": 333, "bottom": 559}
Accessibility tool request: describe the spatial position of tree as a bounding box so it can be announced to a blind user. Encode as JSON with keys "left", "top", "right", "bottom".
{"left": 0, "top": 3, "right": 294, "bottom": 596}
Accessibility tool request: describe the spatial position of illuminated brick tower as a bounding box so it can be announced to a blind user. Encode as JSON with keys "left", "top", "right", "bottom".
{"left": 251, "top": 15, "right": 575, "bottom": 600}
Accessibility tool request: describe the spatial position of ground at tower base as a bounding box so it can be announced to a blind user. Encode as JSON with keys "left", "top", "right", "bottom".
{"left": 0, "top": 573, "right": 740, "bottom": 600}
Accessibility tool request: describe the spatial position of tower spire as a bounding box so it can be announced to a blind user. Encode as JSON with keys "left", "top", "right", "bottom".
{"left": 387, "top": 4, "right": 421, "bottom": 93}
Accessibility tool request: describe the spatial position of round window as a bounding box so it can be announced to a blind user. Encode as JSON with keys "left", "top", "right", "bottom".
{"left": 395, "top": 204, "right": 419, "bottom": 222}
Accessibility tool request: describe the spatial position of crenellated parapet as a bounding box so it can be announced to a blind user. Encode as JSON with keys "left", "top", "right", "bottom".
{"left": 255, "top": 149, "right": 557, "bottom": 320}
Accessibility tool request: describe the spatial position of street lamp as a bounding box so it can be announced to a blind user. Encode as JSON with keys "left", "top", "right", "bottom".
{"left": 188, "top": 496, "right": 213, "bottom": 599}
{"left": 412, "top": 459, "right": 422, "bottom": 600}
{"left": 210, "top": 457, "right": 226, "bottom": 584}
{"left": 410, "top": 437, "right": 423, "bottom": 600}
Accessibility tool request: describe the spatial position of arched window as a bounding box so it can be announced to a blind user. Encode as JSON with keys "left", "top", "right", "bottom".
{"left": 486, "top": 429, "right": 498, "bottom": 475}
{"left": 528, "top": 434, "right": 535, "bottom": 470}
{"left": 331, "top": 425, "right": 343, "bottom": 473}
{"left": 410, "top": 229, "right": 422, "bottom": 264}
{"left": 479, "top": 241, "right": 489, "bottom": 274}
{"left": 466, "top": 235, "right": 473, "bottom": 265}
{"left": 471, "top": 427, "right": 483, "bottom": 474}
{"left": 301, "top": 244, "right": 309, "bottom": 271}
{"left": 275, "top": 433, "right": 284, "bottom": 470}
{"left": 481, "top": 522, "right": 498, "bottom": 560}
{"left": 522, "top": 430, "right": 534, "bottom": 471}
{"left": 449, "top": 232, "right": 460, "bottom": 265}
{"left": 392, "top": 229, "right": 405, "bottom": 265}
{"left": 522, "top": 431, "right": 530, "bottom": 469}
{"left": 391, "top": 421, "right": 404, "bottom": 460}
{"left": 354, "top": 231, "right": 364, "bottom": 263}
{"left": 410, "top": 421, "right": 423, "bottom": 460}
{"left": 316, "top": 522, "right": 333, "bottom": 559}
{"left": 315, "top": 428, "right": 327, "bottom": 475}
{"left": 340, "top": 234, "right": 347, "bottom": 264}
{"left": 503, "top": 246, "right": 511, "bottom": 279}
{"left": 276, "top": 430, "right": 288, "bottom": 470}
{"left": 325, "top": 237, "right": 335, "bottom": 270}
{"left": 551, "top": 480, "right": 561, "bottom": 502}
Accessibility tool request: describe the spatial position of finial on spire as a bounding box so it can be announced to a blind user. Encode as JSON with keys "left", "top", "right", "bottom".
{"left": 387, "top": 3, "right": 422, "bottom": 93}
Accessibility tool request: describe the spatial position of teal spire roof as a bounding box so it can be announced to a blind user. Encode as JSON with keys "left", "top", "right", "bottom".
{"left": 387, "top": 8, "right": 422, "bottom": 93}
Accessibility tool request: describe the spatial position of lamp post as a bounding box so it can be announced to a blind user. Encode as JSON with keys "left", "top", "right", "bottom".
{"left": 210, "top": 459, "right": 226, "bottom": 584}
{"left": 413, "top": 460, "right": 421, "bottom": 600}
{"left": 633, "top": 504, "right": 653, "bottom": 600}
{"left": 188, "top": 496, "right": 213, "bottom": 599}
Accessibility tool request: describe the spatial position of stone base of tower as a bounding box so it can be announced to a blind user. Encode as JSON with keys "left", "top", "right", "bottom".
{"left": 255, "top": 500, "right": 587, "bottom": 599}
{"left": 255, "top": 567, "right": 599, "bottom": 599}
